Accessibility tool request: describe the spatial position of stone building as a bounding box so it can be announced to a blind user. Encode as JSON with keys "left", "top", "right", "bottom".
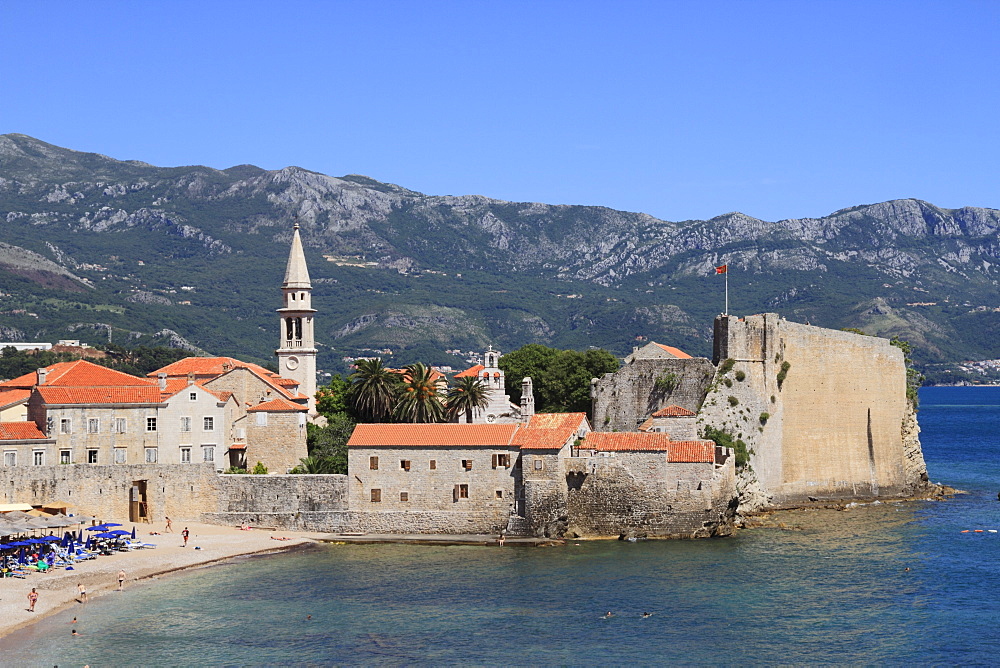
{"left": 591, "top": 342, "right": 716, "bottom": 431}
{"left": 275, "top": 223, "right": 318, "bottom": 416}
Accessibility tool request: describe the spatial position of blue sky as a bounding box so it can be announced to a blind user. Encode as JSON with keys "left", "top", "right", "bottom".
{"left": 2, "top": 1, "right": 997, "bottom": 222}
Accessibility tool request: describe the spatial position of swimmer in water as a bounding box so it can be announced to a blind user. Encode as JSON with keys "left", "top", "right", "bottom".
{"left": 602, "top": 611, "right": 614, "bottom": 619}
{"left": 642, "top": 612, "right": 653, "bottom": 618}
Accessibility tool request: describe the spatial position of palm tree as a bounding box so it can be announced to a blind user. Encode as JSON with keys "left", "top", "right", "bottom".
{"left": 446, "top": 376, "right": 490, "bottom": 423}
{"left": 349, "top": 358, "right": 400, "bottom": 422}
{"left": 391, "top": 362, "right": 445, "bottom": 423}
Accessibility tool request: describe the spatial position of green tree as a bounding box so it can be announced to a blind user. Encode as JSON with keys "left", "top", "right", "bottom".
{"left": 316, "top": 373, "right": 352, "bottom": 419}
{"left": 446, "top": 375, "right": 490, "bottom": 423}
{"left": 500, "top": 344, "right": 619, "bottom": 415}
{"left": 392, "top": 362, "right": 445, "bottom": 423}
{"left": 348, "top": 358, "right": 401, "bottom": 422}
{"left": 300, "top": 415, "right": 354, "bottom": 474}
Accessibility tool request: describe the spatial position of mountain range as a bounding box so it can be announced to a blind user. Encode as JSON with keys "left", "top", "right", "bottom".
{"left": 1, "top": 133, "right": 998, "bottom": 381}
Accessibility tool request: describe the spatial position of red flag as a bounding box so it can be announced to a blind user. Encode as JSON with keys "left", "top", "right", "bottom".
{"left": 715, "top": 264, "right": 728, "bottom": 274}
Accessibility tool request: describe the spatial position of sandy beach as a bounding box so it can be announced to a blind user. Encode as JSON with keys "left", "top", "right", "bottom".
{"left": 0, "top": 522, "right": 326, "bottom": 639}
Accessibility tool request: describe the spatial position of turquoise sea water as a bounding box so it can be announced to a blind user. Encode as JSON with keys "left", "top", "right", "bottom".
{"left": 2, "top": 386, "right": 999, "bottom": 665}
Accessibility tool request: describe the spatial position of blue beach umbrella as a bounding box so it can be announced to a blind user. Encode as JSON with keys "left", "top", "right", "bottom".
{"left": 86, "top": 525, "right": 109, "bottom": 531}
{"left": 84, "top": 535, "right": 92, "bottom": 550}
{"left": 109, "top": 529, "right": 130, "bottom": 536}
{"left": 131, "top": 526, "right": 137, "bottom": 539}
{"left": 18, "top": 547, "right": 26, "bottom": 564}
{"left": 104, "top": 523, "right": 123, "bottom": 527}
{"left": 43, "top": 535, "right": 60, "bottom": 542}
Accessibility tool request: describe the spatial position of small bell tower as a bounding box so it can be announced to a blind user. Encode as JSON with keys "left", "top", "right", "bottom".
{"left": 276, "top": 223, "right": 317, "bottom": 414}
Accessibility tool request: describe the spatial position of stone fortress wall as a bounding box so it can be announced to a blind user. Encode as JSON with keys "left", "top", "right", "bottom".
{"left": 701, "top": 313, "right": 928, "bottom": 507}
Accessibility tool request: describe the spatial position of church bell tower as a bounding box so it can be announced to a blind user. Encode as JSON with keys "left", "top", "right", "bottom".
{"left": 276, "top": 223, "right": 317, "bottom": 414}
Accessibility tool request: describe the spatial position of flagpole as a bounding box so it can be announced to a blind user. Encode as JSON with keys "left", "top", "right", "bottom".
{"left": 725, "top": 271, "right": 728, "bottom": 315}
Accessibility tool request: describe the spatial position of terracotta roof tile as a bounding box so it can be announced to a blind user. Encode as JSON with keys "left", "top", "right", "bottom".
{"left": 454, "top": 364, "right": 485, "bottom": 378}
{"left": 0, "top": 422, "right": 48, "bottom": 440}
{"left": 0, "top": 389, "right": 31, "bottom": 409}
{"left": 150, "top": 357, "right": 280, "bottom": 381}
{"left": 637, "top": 417, "right": 654, "bottom": 432}
{"left": 228, "top": 443, "right": 246, "bottom": 450}
{"left": 653, "top": 343, "right": 692, "bottom": 359}
{"left": 514, "top": 413, "right": 589, "bottom": 450}
{"left": 651, "top": 405, "right": 696, "bottom": 417}
{"left": 348, "top": 423, "right": 518, "bottom": 447}
{"left": 582, "top": 432, "right": 715, "bottom": 461}
{"left": 247, "top": 397, "right": 307, "bottom": 412}
{"left": 37, "top": 386, "right": 163, "bottom": 405}
{"left": 3, "top": 360, "right": 153, "bottom": 389}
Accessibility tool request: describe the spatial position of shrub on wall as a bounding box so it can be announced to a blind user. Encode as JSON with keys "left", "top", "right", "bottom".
{"left": 735, "top": 370, "right": 746, "bottom": 382}
{"left": 759, "top": 412, "right": 770, "bottom": 425}
{"left": 251, "top": 462, "right": 268, "bottom": 475}
{"left": 777, "top": 361, "right": 791, "bottom": 388}
{"left": 703, "top": 425, "right": 749, "bottom": 468}
{"left": 728, "top": 396, "right": 739, "bottom": 406}
{"left": 654, "top": 372, "right": 680, "bottom": 394}
{"left": 718, "top": 358, "right": 735, "bottom": 376}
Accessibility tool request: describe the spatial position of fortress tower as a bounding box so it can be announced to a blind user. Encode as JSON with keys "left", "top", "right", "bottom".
{"left": 276, "top": 224, "right": 318, "bottom": 415}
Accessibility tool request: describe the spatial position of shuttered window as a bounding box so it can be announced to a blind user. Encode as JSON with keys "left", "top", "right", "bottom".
{"left": 370, "top": 456, "right": 379, "bottom": 470}
{"left": 371, "top": 489, "right": 381, "bottom": 503}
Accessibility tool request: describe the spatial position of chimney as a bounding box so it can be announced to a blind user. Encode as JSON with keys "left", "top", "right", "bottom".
{"left": 157, "top": 372, "right": 167, "bottom": 391}
{"left": 36, "top": 368, "right": 47, "bottom": 385}
{"left": 187, "top": 371, "right": 196, "bottom": 385}
{"left": 520, "top": 376, "right": 535, "bottom": 422}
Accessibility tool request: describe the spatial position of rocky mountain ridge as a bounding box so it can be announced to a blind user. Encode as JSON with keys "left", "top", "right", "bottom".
{"left": 0, "top": 133, "right": 997, "bottom": 377}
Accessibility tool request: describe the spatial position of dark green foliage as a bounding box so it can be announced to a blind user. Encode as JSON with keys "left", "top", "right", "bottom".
{"left": 250, "top": 462, "right": 268, "bottom": 475}
{"left": 446, "top": 376, "right": 490, "bottom": 423}
{"left": 499, "top": 344, "right": 619, "bottom": 415}
{"left": 718, "top": 358, "right": 735, "bottom": 376}
{"left": 759, "top": 412, "right": 770, "bottom": 425}
{"left": 392, "top": 362, "right": 445, "bottom": 423}
{"left": 316, "top": 374, "right": 353, "bottom": 419}
{"left": 777, "top": 361, "right": 791, "bottom": 388}
{"left": 728, "top": 396, "right": 739, "bottom": 406}
{"left": 703, "top": 425, "right": 749, "bottom": 468}
{"left": 723, "top": 378, "right": 733, "bottom": 388}
{"left": 735, "top": 370, "right": 746, "bottom": 382}
{"left": 223, "top": 466, "right": 247, "bottom": 474}
{"left": 301, "top": 415, "right": 354, "bottom": 475}
{"left": 348, "top": 359, "right": 401, "bottom": 422}
{"left": 890, "top": 336, "right": 924, "bottom": 407}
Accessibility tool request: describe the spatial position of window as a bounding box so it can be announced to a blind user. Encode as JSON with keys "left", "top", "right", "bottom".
{"left": 87, "top": 418, "right": 99, "bottom": 434}
{"left": 59, "top": 450, "right": 71, "bottom": 465}
{"left": 114, "top": 448, "right": 127, "bottom": 464}
{"left": 462, "top": 459, "right": 472, "bottom": 471}
{"left": 87, "top": 449, "right": 98, "bottom": 464}
{"left": 495, "top": 490, "right": 504, "bottom": 499}
{"left": 371, "top": 488, "right": 381, "bottom": 503}
{"left": 60, "top": 419, "right": 71, "bottom": 434}
{"left": 429, "top": 460, "right": 436, "bottom": 470}
{"left": 400, "top": 491, "right": 409, "bottom": 502}
{"left": 400, "top": 459, "right": 411, "bottom": 471}
{"left": 32, "top": 451, "right": 43, "bottom": 466}
{"left": 113, "top": 418, "right": 127, "bottom": 434}
{"left": 492, "top": 453, "right": 511, "bottom": 468}
{"left": 454, "top": 484, "right": 469, "bottom": 500}
{"left": 203, "top": 416, "right": 214, "bottom": 431}
{"left": 256, "top": 412, "right": 268, "bottom": 426}
{"left": 180, "top": 417, "right": 192, "bottom": 432}
{"left": 534, "top": 458, "right": 543, "bottom": 471}
{"left": 369, "top": 456, "right": 379, "bottom": 470}
{"left": 3, "top": 451, "right": 14, "bottom": 467}
{"left": 146, "top": 417, "right": 157, "bottom": 432}
{"left": 181, "top": 447, "right": 191, "bottom": 463}
{"left": 145, "top": 448, "right": 158, "bottom": 463}
{"left": 189, "top": 392, "right": 197, "bottom": 401}
{"left": 202, "top": 446, "right": 215, "bottom": 462}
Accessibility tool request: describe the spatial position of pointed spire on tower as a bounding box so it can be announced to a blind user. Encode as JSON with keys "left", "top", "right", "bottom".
{"left": 283, "top": 221, "right": 312, "bottom": 289}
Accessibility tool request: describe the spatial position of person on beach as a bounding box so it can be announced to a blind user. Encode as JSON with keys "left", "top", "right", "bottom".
{"left": 498, "top": 530, "right": 505, "bottom": 547}
{"left": 77, "top": 583, "right": 88, "bottom": 603}
{"left": 118, "top": 569, "right": 126, "bottom": 591}
{"left": 27, "top": 588, "right": 38, "bottom": 612}
{"left": 182, "top": 527, "right": 189, "bottom": 547}
{"left": 165, "top": 516, "right": 174, "bottom": 533}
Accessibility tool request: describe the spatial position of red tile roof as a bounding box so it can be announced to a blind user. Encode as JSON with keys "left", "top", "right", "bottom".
{"left": 150, "top": 356, "right": 275, "bottom": 379}
{"left": 37, "top": 386, "right": 163, "bottom": 405}
{"left": 651, "top": 405, "right": 696, "bottom": 417}
{"left": 348, "top": 423, "right": 519, "bottom": 447}
{"left": 228, "top": 443, "right": 246, "bottom": 450}
{"left": 454, "top": 364, "right": 485, "bottom": 378}
{"left": 0, "top": 422, "right": 48, "bottom": 441}
{"left": 514, "top": 413, "right": 589, "bottom": 450}
{"left": 654, "top": 343, "right": 692, "bottom": 359}
{"left": 525, "top": 413, "right": 588, "bottom": 431}
{"left": 582, "top": 432, "right": 715, "bottom": 462}
{"left": 637, "top": 417, "right": 654, "bottom": 432}
{"left": 247, "top": 397, "right": 307, "bottom": 412}
{"left": 158, "top": 380, "right": 233, "bottom": 403}
{"left": 0, "top": 389, "right": 31, "bottom": 409}
{"left": 3, "top": 360, "right": 153, "bottom": 389}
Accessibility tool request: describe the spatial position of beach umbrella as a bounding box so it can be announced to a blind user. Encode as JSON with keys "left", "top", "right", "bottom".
{"left": 104, "top": 523, "right": 123, "bottom": 527}
{"left": 43, "top": 535, "right": 60, "bottom": 542}
{"left": 86, "top": 525, "right": 109, "bottom": 531}
{"left": 131, "top": 526, "right": 137, "bottom": 539}
{"left": 84, "top": 535, "right": 92, "bottom": 550}
{"left": 109, "top": 529, "right": 130, "bottom": 536}
{"left": 18, "top": 547, "right": 26, "bottom": 564}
